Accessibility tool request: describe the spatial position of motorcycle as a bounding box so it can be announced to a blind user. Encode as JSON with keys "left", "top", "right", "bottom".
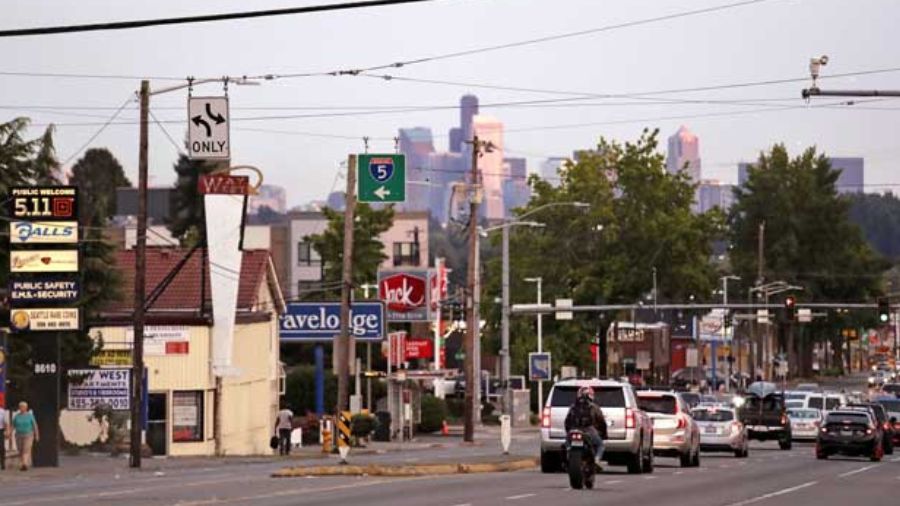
{"left": 565, "top": 429, "right": 596, "bottom": 490}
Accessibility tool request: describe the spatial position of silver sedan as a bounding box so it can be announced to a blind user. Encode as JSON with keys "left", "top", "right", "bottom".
{"left": 692, "top": 406, "right": 749, "bottom": 458}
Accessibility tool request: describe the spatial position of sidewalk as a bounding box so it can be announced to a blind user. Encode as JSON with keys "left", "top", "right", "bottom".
{"left": 0, "top": 425, "right": 538, "bottom": 482}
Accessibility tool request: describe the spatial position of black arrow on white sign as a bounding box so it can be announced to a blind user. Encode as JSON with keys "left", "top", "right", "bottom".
{"left": 192, "top": 115, "right": 212, "bottom": 137}
{"left": 205, "top": 103, "right": 226, "bottom": 124}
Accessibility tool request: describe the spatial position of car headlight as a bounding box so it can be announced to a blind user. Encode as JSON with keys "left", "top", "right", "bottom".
{"left": 869, "top": 377, "right": 876, "bottom": 383}
{"left": 732, "top": 395, "right": 746, "bottom": 408}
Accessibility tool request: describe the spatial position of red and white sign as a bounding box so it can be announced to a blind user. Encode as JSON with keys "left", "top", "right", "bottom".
{"left": 382, "top": 331, "right": 407, "bottom": 365}
{"left": 378, "top": 270, "right": 431, "bottom": 322}
{"left": 404, "top": 339, "right": 434, "bottom": 360}
{"left": 198, "top": 174, "right": 250, "bottom": 195}
{"left": 430, "top": 259, "right": 448, "bottom": 314}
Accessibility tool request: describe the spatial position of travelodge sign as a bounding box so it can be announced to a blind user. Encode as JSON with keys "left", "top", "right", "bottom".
{"left": 378, "top": 270, "right": 431, "bottom": 322}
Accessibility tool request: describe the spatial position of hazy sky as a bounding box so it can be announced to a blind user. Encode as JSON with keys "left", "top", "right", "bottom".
{"left": 3, "top": 0, "right": 899, "bottom": 207}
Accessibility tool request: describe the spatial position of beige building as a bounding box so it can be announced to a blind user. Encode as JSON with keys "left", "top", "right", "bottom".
{"left": 71, "top": 248, "right": 284, "bottom": 457}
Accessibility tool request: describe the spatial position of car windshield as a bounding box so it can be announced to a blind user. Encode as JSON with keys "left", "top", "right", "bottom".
{"left": 745, "top": 395, "right": 784, "bottom": 411}
{"left": 808, "top": 397, "right": 824, "bottom": 410}
{"left": 785, "top": 400, "right": 803, "bottom": 409}
{"left": 638, "top": 395, "right": 677, "bottom": 414}
{"left": 882, "top": 384, "right": 900, "bottom": 394}
{"left": 550, "top": 386, "right": 626, "bottom": 408}
{"left": 692, "top": 409, "right": 733, "bottom": 421}
{"left": 826, "top": 413, "right": 870, "bottom": 425}
{"left": 788, "top": 409, "right": 818, "bottom": 419}
{"left": 784, "top": 392, "right": 808, "bottom": 400}
{"left": 825, "top": 398, "right": 843, "bottom": 410}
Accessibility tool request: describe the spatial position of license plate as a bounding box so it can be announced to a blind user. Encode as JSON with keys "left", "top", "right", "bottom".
{"left": 705, "top": 426, "right": 718, "bottom": 434}
{"left": 570, "top": 439, "right": 584, "bottom": 447}
{"left": 754, "top": 426, "right": 768, "bottom": 432}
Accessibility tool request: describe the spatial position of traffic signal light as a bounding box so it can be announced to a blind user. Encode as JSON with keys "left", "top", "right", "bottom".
{"left": 784, "top": 296, "right": 796, "bottom": 321}
{"left": 878, "top": 299, "right": 890, "bottom": 323}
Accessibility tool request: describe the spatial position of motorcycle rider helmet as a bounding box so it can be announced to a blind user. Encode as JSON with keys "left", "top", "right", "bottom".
{"left": 577, "top": 386, "right": 594, "bottom": 402}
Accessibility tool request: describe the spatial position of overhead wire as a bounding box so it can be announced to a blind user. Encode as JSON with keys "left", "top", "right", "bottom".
{"left": 60, "top": 95, "right": 136, "bottom": 166}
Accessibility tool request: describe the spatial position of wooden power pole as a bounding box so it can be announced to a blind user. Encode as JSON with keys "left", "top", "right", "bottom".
{"left": 337, "top": 155, "right": 357, "bottom": 413}
{"left": 130, "top": 80, "right": 149, "bottom": 469}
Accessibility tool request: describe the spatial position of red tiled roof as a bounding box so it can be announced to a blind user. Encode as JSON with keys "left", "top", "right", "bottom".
{"left": 107, "top": 248, "right": 271, "bottom": 313}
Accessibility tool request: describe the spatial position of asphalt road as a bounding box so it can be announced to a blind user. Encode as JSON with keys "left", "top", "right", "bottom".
{"left": 1, "top": 437, "right": 897, "bottom": 506}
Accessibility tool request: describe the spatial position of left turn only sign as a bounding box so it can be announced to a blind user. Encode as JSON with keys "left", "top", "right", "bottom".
{"left": 188, "top": 96, "right": 230, "bottom": 160}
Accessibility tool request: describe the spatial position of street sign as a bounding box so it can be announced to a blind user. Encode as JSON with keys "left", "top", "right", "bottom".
{"left": 198, "top": 174, "right": 249, "bottom": 195}
{"left": 357, "top": 153, "right": 406, "bottom": 203}
{"left": 67, "top": 368, "right": 131, "bottom": 411}
{"left": 279, "top": 302, "right": 385, "bottom": 342}
{"left": 529, "top": 352, "right": 552, "bottom": 381}
{"left": 756, "top": 309, "right": 770, "bottom": 324}
{"left": 555, "top": 298, "right": 573, "bottom": 320}
{"left": 798, "top": 308, "right": 812, "bottom": 323}
{"left": 188, "top": 96, "right": 230, "bottom": 160}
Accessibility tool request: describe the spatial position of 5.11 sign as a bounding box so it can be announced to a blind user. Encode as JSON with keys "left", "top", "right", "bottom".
{"left": 10, "top": 187, "right": 77, "bottom": 220}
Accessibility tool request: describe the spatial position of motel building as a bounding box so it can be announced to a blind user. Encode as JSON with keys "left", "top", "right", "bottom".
{"left": 60, "top": 248, "right": 285, "bottom": 456}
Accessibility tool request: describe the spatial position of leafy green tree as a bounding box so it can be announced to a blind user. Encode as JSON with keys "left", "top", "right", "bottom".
{"left": 69, "top": 148, "right": 131, "bottom": 223}
{"left": 729, "top": 145, "right": 886, "bottom": 374}
{"left": 168, "top": 154, "right": 217, "bottom": 244}
{"left": 306, "top": 202, "right": 394, "bottom": 296}
{"left": 484, "top": 129, "right": 722, "bottom": 377}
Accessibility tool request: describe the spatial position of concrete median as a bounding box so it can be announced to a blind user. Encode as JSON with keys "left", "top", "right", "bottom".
{"left": 272, "top": 458, "right": 538, "bottom": 478}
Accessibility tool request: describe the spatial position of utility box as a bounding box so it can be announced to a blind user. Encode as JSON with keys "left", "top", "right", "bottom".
{"left": 511, "top": 389, "right": 531, "bottom": 427}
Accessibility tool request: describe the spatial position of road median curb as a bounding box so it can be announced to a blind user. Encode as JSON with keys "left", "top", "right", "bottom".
{"left": 271, "top": 458, "right": 538, "bottom": 478}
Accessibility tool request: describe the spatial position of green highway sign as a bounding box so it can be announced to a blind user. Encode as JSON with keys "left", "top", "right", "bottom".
{"left": 358, "top": 153, "right": 405, "bottom": 203}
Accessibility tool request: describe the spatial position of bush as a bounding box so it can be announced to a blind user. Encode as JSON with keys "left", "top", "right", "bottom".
{"left": 419, "top": 395, "right": 448, "bottom": 433}
{"left": 284, "top": 365, "right": 337, "bottom": 415}
{"left": 445, "top": 397, "right": 465, "bottom": 420}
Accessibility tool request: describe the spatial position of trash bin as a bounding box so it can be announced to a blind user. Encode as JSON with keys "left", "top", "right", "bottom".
{"left": 373, "top": 411, "right": 391, "bottom": 442}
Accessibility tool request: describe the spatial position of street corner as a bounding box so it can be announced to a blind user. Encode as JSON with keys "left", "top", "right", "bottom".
{"left": 271, "top": 457, "right": 538, "bottom": 478}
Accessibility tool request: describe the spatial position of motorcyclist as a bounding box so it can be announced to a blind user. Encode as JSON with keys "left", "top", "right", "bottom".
{"left": 564, "top": 386, "right": 608, "bottom": 469}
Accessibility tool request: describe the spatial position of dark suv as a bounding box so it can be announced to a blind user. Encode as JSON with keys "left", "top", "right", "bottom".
{"left": 847, "top": 403, "right": 894, "bottom": 455}
{"left": 817, "top": 410, "right": 883, "bottom": 461}
{"left": 739, "top": 382, "right": 792, "bottom": 450}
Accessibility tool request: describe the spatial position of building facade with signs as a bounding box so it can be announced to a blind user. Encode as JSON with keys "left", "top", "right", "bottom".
{"left": 61, "top": 248, "right": 284, "bottom": 456}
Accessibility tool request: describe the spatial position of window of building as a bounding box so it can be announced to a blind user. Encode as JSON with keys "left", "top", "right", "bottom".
{"left": 297, "top": 280, "right": 322, "bottom": 297}
{"left": 393, "top": 241, "right": 420, "bottom": 266}
{"left": 172, "top": 391, "right": 204, "bottom": 443}
{"left": 297, "top": 242, "right": 321, "bottom": 266}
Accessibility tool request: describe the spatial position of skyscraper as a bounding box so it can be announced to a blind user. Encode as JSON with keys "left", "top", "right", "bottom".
{"left": 398, "top": 127, "right": 436, "bottom": 212}
{"left": 696, "top": 180, "right": 735, "bottom": 213}
{"left": 503, "top": 157, "right": 530, "bottom": 216}
{"left": 540, "top": 157, "right": 568, "bottom": 186}
{"left": 472, "top": 115, "right": 506, "bottom": 222}
{"left": 666, "top": 126, "right": 701, "bottom": 182}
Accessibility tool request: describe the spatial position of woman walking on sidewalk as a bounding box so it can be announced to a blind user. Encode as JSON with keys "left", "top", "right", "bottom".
{"left": 11, "top": 402, "right": 38, "bottom": 471}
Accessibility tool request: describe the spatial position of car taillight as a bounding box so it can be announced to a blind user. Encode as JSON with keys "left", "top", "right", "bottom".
{"left": 677, "top": 416, "right": 686, "bottom": 430}
{"left": 884, "top": 422, "right": 890, "bottom": 430}
{"left": 571, "top": 431, "right": 583, "bottom": 441}
{"left": 821, "top": 427, "right": 828, "bottom": 433}
{"left": 781, "top": 415, "right": 787, "bottom": 425}
{"left": 731, "top": 421, "right": 742, "bottom": 433}
{"left": 866, "top": 428, "right": 873, "bottom": 435}
{"left": 625, "top": 408, "right": 636, "bottom": 429}
{"left": 541, "top": 407, "right": 551, "bottom": 429}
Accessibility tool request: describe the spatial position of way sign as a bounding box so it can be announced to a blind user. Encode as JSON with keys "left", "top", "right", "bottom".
{"left": 358, "top": 153, "right": 405, "bottom": 203}
{"left": 188, "top": 96, "right": 230, "bottom": 160}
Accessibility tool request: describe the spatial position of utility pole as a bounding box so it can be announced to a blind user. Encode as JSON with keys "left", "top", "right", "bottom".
{"left": 336, "top": 155, "right": 357, "bottom": 413}
{"left": 463, "top": 135, "right": 491, "bottom": 442}
{"left": 130, "top": 80, "right": 149, "bottom": 469}
{"left": 501, "top": 225, "right": 510, "bottom": 414}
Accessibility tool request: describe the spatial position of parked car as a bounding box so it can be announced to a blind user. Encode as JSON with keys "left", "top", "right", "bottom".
{"left": 739, "top": 382, "right": 792, "bottom": 450}
{"left": 846, "top": 403, "right": 894, "bottom": 455}
{"left": 540, "top": 378, "right": 654, "bottom": 474}
{"left": 816, "top": 410, "right": 883, "bottom": 461}
{"left": 692, "top": 405, "right": 748, "bottom": 458}
{"left": 636, "top": 390, "right": 700, "bottom": 467}
{"left": 787, "top": 408, "right": 823, "bottom": 441}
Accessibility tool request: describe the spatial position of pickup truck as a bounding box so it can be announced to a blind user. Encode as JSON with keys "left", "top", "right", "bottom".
{"left": 739, "top": 382, "right": 792, "bottom": 450}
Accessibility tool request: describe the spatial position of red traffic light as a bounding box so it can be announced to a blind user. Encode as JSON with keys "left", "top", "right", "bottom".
{"left": 784, "top": 296, "right": 796, "bottom": 308}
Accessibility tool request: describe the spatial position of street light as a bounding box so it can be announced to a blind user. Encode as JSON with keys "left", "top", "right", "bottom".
{"left": 497, "top": 201, "right": 588, "bottom": 415}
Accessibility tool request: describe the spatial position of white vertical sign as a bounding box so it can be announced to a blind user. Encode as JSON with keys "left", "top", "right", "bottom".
{"left": 205, "top": 194, "right": 245, "bottom": 376}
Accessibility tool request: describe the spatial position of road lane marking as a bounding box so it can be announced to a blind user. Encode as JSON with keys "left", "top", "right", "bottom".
{"left": 891, "top": 457, "right": 900, "bottom": 462}
{"left": 838, "top": 464, "right": 880, "bottom": 478}
{"left": 604, "top": 479, "right": 623, "bottom": 484}
{"left": 450, "top": 503, "right": 472, "bottom": 506}
{"left": 506, "top": 493, "right": 536, "bottom": 500}
{"left": 643, "top": 476, "right": 657, "bottom": 480}
{"left": 723, "top": 481, "right": 818, "bottom": 506}
{"left": 175, "top": 477, "right": 425, "bottom": 505}
{"left": 673, "top": 471, "right": 684, "bottom": 475}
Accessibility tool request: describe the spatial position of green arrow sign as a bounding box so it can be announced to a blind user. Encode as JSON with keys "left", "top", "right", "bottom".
{"left": 358, "top": 153, "right": 406, "bottom": 203}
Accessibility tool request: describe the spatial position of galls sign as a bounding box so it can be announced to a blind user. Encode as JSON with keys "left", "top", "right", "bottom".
{"left": 378, "top": 270, "right": 431, "bottom": 322}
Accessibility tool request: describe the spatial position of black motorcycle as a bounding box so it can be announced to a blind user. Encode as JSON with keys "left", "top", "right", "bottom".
{"left": 565, "top": 429, "right": 596, "bottom": 490}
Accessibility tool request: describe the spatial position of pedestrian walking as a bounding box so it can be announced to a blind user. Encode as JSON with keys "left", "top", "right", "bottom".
{"left": 0, "top": 404, "right": 8, "bottom": 470}
{"left": 11, "top": 402, "right": 38, "bottom": 471}
{"left": 274, "top": 404, "right": 294, "bottom": 456}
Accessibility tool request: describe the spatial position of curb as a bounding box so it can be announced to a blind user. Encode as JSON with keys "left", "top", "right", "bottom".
{"left": 271, "top": 458, "right": 538, "bottom": 478}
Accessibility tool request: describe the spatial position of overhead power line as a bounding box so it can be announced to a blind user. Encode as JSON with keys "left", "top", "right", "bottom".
{"left": 0, "top": 0, "right": 442, "bottom": 38}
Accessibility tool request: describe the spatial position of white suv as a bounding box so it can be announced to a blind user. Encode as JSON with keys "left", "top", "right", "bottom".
{"left": 540, "top": 378, "right": 654, "bottom": 474}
